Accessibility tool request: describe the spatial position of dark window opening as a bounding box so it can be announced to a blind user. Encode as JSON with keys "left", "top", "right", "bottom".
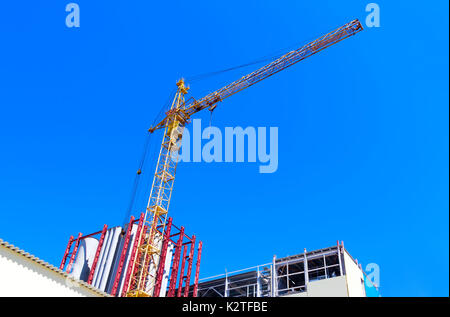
{"left": 288, "top": 273, "right": 305, "bottom": 288}
{"left": 325, "top": 254, "right": 339, "bottom": 266}
{"left": 229, "top": 287, "right": 250, "bottom": 297}
{"left": 326, "top": 266, "right": 341, "bottom": 278}
{"left": 308, "top": 257, "right": 325, "bottom": 270}
{"left": 277, "top": 265, "right": 287, "bottom": 276}
{"left": 277, "top": 276, "right": 288, "bottom": 290}
{"left": 288, "top": 261, "right": 304, "bottom": 273}
{"left": 309, "top": 268, "right": 326, "bottom": 282}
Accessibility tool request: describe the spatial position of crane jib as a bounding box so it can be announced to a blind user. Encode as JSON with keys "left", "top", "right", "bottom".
{"left": 183, "top": 19, "right": 363, "bottom": 117}
{"left": 149, "top": 19, "right": 362, "bottom": 132}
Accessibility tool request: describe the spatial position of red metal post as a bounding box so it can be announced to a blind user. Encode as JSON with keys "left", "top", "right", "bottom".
{"left": 66, "top": 233, "right": 82, "bottom": 273}
{"left": 167, "top": 226, "right": 185, "bottom": 297}
{"left": 60, "top": 235, "right": 74, "bottom": 270}
{"left": 87, "top": 224, "right": 108, "bottom": 284}
{"left": 121, "top": 213, "right": 145, "bottom": 297}
{"left": 184, "top": 235, "right": 196, "bottom": 297}
{"left": 153, "top": 217, "right": 173, "bottom": 297}
{"left": 193, "top": 241, "right": 203, "bottom": 297}
{"left": 111, "top": 216, "right": 135, "bottom": 296}
{"left": 128, "top": 224, "right": 149, "bottom": 294}
{"left": 177, "top": 245, "right": 188, "bottom": 297}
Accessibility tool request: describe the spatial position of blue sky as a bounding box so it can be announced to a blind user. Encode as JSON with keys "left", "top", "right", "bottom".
{"left": 0, "top": 1, "right": 448, "bottom": 297}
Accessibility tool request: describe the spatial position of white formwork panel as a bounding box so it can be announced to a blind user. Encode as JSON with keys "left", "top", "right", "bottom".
{"left": 106, "top": 223, "right": 139, "bottom": 295}
{"left": 71, "top": 237, "right": 99, "bottom": 282}
{"left": 159, "top": 242, "right": 174, "bottom": 297}
{"left": 92, "top": 228, "right": 111, "bottom": 288}
{"left": 92, "top": 227, "right": 122, "bottom": 291}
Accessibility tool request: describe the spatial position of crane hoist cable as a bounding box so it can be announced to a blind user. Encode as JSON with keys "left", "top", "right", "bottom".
{"left": 186, "top": 57, "right": 279, "bottom": 82}
{"left": 122, "top": 88, "right": 178, "bottom": 227}
{"left": 151, "top": 88, "right": 178, "bottom": 128}
{"left": 122, "top": 131, "right": 151, "bottom": 227}
{"left": 185, "top": 23, "right": 343, "bottom": 83}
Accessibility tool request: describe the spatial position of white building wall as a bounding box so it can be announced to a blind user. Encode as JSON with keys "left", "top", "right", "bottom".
{"left": 307, "top": 275, "right": 348, "bottom": 297}
{"left": 0, "top": 239, "right": 107, "bottom": 297}
{"left": 343, "top": 250, "right": 366, "bottom": 297}
{"left": 276, "top": 246, "right": 369, "bottom": 298}
{"left": 281, "top": 276, "right": 348, "bottom": 297}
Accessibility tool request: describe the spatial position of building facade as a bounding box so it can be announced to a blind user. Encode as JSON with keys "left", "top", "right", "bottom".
{"left": 193, "top": 242, "right": 380, "bottom": 297}
{"left": 0, "top": 238, "right": 107, "bottom": 297}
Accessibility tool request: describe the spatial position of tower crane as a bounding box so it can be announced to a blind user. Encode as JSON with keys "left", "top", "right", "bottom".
{"left": 123, "top": 19, "right": 363, "bottom": 297}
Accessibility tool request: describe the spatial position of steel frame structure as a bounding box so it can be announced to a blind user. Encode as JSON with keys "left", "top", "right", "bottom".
{"left": 121, "top": 216, "right": 202, "bottom": 297}
{"left": 87, "top": 224, "right": 108, "bottom": 285}
{"left": 164, "top": 222, "right": 202, "bottom": 297}
{"left": 60, "top": 232, "right": 82, "bottom": 273}
{"left": 192, "top": 241, "right": 203, "bottom": 297}
{"left": 60, "top": 216, "right": 202, "bottom": 297}
{"left": 110, "top": 216, "right": 135, "bottom": 296}
{"left": 120, "top": 213, "right": 145, "bottom": 296}
{"left": 60, "top": 224, "right": 115, "bottom": 275}
{"left": 192, "top": 242, "right": 361, "bottom": 297}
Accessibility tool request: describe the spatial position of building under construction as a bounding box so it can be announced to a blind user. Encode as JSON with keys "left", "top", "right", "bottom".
{"left": 193, "top": 242, "right": 380, "bottom": 297}
{"left": 59, "top": 215, "right": 202, "bottom": 297}
{"left": 0, "top": 237, "right": 379, "bottom": 297}
{"left": 0, "top": 19, "right": 372, "bottom": 297}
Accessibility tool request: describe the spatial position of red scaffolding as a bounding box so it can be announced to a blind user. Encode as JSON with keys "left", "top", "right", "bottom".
{"left": 60, "top": 217, "right": 202, "bottom": 297}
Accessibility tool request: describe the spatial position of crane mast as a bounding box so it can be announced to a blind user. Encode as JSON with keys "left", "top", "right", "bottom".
{"left": 124, "top": 81, "right": 188, "bottom": 297}
{"left": 125, "top": 19, "right": 363, "bottom": 297}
